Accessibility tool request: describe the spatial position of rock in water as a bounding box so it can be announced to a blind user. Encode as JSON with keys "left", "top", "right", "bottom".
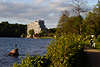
{"left": 8, "top": 48, "right": 19, "bottom": 57}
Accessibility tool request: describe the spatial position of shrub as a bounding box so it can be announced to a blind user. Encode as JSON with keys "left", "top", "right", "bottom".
{"left": 46, "top": 33, "right": 84, "bottom": 67}
{"left": 13, "top": 55, "right": 51, "bottom": 67}
{"left": 13, "top": 33, "right": 85, "bottom": 67}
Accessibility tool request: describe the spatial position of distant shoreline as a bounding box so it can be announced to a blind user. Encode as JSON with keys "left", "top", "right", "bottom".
{"left": 0, "top": 37, "right": 53, "bottom": 39}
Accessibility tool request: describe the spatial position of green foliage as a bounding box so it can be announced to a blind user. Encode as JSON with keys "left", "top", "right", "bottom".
{"left": 57, "top": 13, "right": 68, "bottom": 28}
{"left": 29, "top": 29, "right": 34, "bottom": 37}
{"left": 83, "top": 2, "right": 100, "bottom": 35}
{"left": 38, "top": 28, "right": 56, "bottom": 37}
{"left": 21, "top": 33, "right": 26, "bottom": 38}
{"left": 46, "top": 33, "right": 84, "bottom": 67}
{"left": 56, "top": 11, "right": 83, "bottom": 36}
{"left": 57, "top": 16, "right": 83, "bottom": 35}
{"left": 97, "top": 35, "right": 100, "bottom": 42}
{"left": 13, "top": 34, "right": 85, "bottom": 67}
{"left": 47, "top": 28, "right": 56, "bottom": 37}
{"left": 63, "top": 16, "right": 82, "bottom": 34}
{"left": 0, "top": 22, "right": 27, "bottom": 37}
{"left": 38, "top": 30, "right": 48, "bottom": 37}
{"left": 56, "top": 13, "right": 68, "bottom": 36}
{"left": 13, "top": 55, "right": 51, "bottom": 67}
{"left": 48, "top": 28, "right": 56, "bottom": 34}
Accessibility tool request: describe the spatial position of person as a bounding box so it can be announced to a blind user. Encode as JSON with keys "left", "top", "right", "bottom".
{"left": 90, "top": 39, "right": 93, "bottom": 48}
{"left": 92, "top": 42, "right": 96, "bottom": 48}
{"left": 90, "top": 39, "right": 96, "bottom": 48}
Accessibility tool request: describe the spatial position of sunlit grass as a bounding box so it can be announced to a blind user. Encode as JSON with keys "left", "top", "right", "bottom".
{"left": 95, "top": 42, "right": 100, "bottom": 49}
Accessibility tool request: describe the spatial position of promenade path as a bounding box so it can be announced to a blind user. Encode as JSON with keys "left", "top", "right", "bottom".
{"left": 84, "top": 49, "right": 100, "bottom": 67}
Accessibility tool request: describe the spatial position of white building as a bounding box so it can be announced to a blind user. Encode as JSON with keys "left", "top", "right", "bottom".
{"left": 27, "top": 20, "right": 47, "bottom": 37}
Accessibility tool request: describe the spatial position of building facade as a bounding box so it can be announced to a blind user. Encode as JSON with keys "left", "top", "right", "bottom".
{"left": 27, "top": 20, "right": 47, "bottom": 37}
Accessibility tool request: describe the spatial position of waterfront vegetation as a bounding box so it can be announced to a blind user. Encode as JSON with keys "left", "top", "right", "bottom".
{"left": 29, "top": 28, "right": 56, "bottom": 38}
{"left": 13, "top": 34, "right": 85, "bottom": 67}
{"left": 46, "top": 34, "right": 85, "bottom": 67}
{"left": 13, "top": 1, "right": 100, "bottom": 67}
{"left": 39, "top": 37, "right": 53, "bottom": 39}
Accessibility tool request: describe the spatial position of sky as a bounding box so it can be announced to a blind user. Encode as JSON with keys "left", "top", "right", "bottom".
{"left": 0, "top": 0, "right": 98, "bottom": 28}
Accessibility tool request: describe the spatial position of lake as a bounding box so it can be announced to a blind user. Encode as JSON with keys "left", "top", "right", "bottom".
{"left": 0, "top": 38, "right": 52, "bottom": 67}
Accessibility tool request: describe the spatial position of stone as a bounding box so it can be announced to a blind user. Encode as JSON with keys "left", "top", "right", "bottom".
{"left": 8, "top": 48, "right": 19, "bottom": 57}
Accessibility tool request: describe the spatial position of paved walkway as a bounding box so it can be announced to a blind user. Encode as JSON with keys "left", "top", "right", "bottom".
{"left": 84, "top": 49, "right": 100, "bottom": 67}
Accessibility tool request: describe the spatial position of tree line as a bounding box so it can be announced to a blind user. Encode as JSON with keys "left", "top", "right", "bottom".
{"left": 0, "top": 21, "right": 57, "bottom": 37}
{"left": 57, "top": 1, "right": 100, "bottom": 37}
{"left": 0, "top": 21, "right": 27, "bottom": 37}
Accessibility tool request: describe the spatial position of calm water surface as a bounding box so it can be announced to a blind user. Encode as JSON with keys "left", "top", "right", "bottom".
{"left": 0, "top": 38, "right": 52, "bottom": 67}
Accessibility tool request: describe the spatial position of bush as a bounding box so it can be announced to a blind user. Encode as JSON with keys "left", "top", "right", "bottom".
{"left": 13, "top": 55, "right": 51, "bottom": 67}
{"left": 13, "top": 33, "right": 85, "bottom": 67}
{"left": 46, "top": 33, "right": 84, "bottom": 67}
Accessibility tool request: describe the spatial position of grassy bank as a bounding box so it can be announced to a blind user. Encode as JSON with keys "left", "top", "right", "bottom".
{"left": 39, "top": 37, "right": 53, "bottom": 39}
{"left": 95, "top": 41, "right": 100, "bottom": 49}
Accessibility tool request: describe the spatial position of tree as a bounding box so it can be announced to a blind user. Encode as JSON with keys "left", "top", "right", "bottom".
{"left": 56, "top": 15, "right": 83, "bottom": 36}
{"left": 83, "top": 1, "right": 100, "bottom": 36}
{"left": 57, "top": 10, "right": 69, "bottom": 28}
{"left": 71, "top": 0, "right": 89, "bottom": 34}
{"left": 56, "top": 9, "right": 83, "bottom": 35}
{"left": 29, "top": 29, "right": 34, "bottom": 37}
{"left": 38, "top": 30, "right": 47, "bottom": 37}
{"left": 56, "top": 11, "right": 69, "bottom": 36}
{"left": 62, "top": 16, "right": 83, "bottom": 34}
{"left": 48, "top": 28, "right": 56, "bottom": 33}
{"left": 71, "top": 0, "right": 88, "bottom": 16}
{"left": 0, "top": 22, "right": 27, "bottom": 37}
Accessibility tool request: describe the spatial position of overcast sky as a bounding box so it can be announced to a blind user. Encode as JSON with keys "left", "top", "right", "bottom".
{"left": 0, "top": 0, "right": 98, "bottom": 28}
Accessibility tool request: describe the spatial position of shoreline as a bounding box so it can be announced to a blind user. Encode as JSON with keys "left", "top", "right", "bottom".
{"left": 0, "top": 37, "right": 53, "bottom": 39}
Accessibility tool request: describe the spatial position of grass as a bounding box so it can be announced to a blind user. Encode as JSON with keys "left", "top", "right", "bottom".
{"left": 95, "top": 41, "right": 100, "bottom": 49}
{"left": 39, "top": 37, "right": 53, "bottom": 39}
